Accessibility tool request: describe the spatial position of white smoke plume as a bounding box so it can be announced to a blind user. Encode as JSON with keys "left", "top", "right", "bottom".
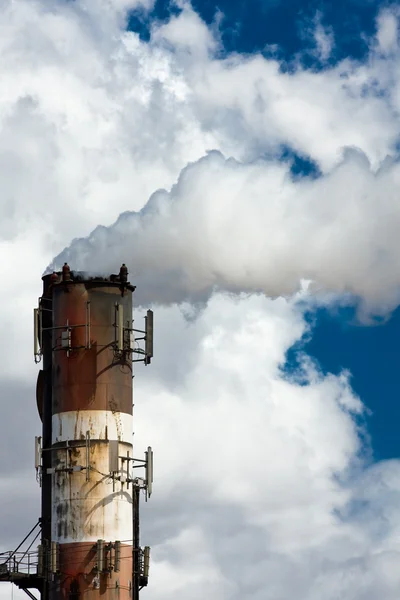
{"left": 51, "top": 147, "right": 400, "bottom": 315}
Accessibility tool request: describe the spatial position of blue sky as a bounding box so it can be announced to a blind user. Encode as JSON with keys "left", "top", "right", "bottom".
{"left": 305, "top": 305, "right": 400, "bottom": 461}
{"left": 130, "top": 0, "right": 382, "bottom": 61}
{"left": 127, "top": 0, "right": 400, "bottom": 462}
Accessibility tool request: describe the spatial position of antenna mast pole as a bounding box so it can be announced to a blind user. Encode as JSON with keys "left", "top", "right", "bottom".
{"left": 133, "top": 485, "right": 140, "bottom": 600}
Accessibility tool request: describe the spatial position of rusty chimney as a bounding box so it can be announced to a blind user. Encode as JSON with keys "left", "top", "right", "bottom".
{"left": 31, "top": 265, "right": 154, "bottom": 600}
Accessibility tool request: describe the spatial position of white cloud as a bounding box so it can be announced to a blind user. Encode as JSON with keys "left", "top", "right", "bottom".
{"left": 130, "top": 294, "right": 400, "bottom": 599}
{"left": 376, "top": 8, "right": 399, "bottom": 55}
{"left": 313, "top": 12, "right": 335, "bottom": 61}
{"left": 151, "top": 1, "right": 219, "bottom": 57}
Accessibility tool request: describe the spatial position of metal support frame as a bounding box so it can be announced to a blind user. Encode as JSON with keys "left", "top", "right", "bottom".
{"left": 34, "top": 297, "right": 51, "bottom": 363}
{"left": 34, "top": 299, "right": 92, "bottom": 362}
{"left": 124, "top": 310, "right": 154, "bottom": 365}
{"left": 21, "top": 588, "right": 39, "bottom": 600}
{"left": 35, "top": 437, "right": 42, "bottom": 476}
{"left": 109, "top": 447, "right": 153, "bottom": 501}
{"left": 43, "top": 433, "right": 91, "bottom": 477}
{"left": 90, "top": 540, "right": 124, "bottom": 575}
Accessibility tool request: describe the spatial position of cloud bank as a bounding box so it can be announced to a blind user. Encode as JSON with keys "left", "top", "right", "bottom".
{"left": 133, "top": 294, "right": 400, "bottom": 600}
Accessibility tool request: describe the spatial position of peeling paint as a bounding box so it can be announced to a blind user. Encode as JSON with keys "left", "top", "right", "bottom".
{"left": 52, "top": 442, "right": 133, "bottom": 543}
{"left": 52, "top": 411, "right": 132, "bottom": 444}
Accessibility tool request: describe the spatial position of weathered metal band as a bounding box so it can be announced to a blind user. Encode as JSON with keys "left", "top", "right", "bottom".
{"left": 52, "top": 410, "right": 133, "bottom": 444}
{"left": 52, "top": 381, "right": 133, "bottom": 415}
{"left": 57, "top": 542, "right": 133, "bottom": 600}
{"left": 52, "top": 441, "right": 133, "bottom": 544}
{"left": 52, "top": 282, "right": 133, "bottom": 416}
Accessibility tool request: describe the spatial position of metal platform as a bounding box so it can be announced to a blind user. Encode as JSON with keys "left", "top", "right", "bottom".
{"left": 0, "top": 550, "right": 43, "bottom": 598}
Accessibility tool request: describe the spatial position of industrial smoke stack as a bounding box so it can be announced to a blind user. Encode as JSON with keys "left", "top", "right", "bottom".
{"left": 0, "top": 264, "right": 155, "bottom": 600}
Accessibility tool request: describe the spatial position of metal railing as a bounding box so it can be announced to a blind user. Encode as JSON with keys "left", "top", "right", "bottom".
{"left": 0, "top": 550, "right": 39, "bottom": 578}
